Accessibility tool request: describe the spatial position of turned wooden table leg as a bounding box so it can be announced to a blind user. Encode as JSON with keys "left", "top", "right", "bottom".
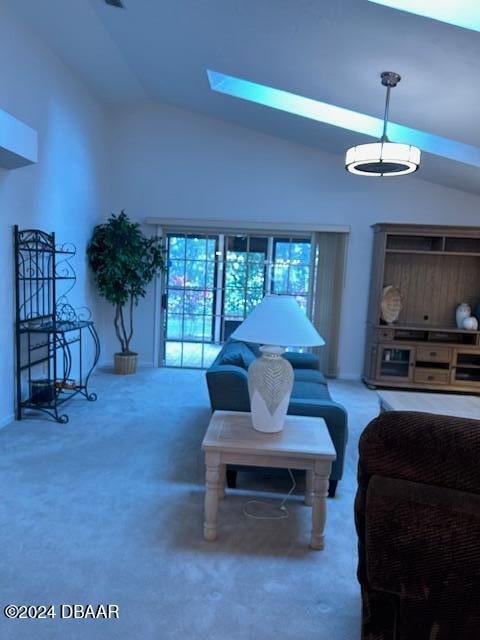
{"left": 204, "top": 452, "right": 221, "bottom": 541}
{"left": 218, "top": 464, "right": 226, "bottom": 499}
{"left": 305, "top": 469, "right": 314, "bottom": 506}
{"left": 310, "top": 462, "right": 331, "bottom": 550}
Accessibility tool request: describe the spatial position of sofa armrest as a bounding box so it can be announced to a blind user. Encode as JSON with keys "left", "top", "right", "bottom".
{"left": 284, "top": 351, "right": 319, "bottom": 370}
{"left": 205, "top": 365, "right": 250, "bottom": 412}
{"left": 288, "top": 398, "right": 348, "bottom": 481}
{"left": 359, "top": 411, "right": 480, "bottom": 495}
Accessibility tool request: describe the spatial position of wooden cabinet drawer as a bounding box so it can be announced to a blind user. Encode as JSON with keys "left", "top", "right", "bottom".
{"left": 416, "top": 346, "right": 451, "bottom": 363}
{"left": 378, "top": 328, "right": 394, "bottom": 341}
{"left": 414, "top": 368, "right": 449, "bottom": 385}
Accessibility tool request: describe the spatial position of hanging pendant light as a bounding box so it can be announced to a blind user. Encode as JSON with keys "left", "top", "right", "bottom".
{"left": 345, "top": 72, "right": 421, "bottom": 176}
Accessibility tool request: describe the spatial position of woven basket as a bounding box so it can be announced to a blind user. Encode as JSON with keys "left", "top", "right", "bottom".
{"left": 381, "top": 286, "right": 402, "bottom": 324}
{"left": 114, "top": 352, "right": 138, "bottom": 375}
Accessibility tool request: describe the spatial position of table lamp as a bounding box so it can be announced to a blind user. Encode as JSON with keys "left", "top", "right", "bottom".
{"left": 231, "top": 294, "right": 325, "bottom": 433}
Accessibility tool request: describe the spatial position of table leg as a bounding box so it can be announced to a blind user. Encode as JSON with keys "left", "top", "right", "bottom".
{"left": 204, "top": 452, "right": 221, "bottom": 542}
{"left": 305, "top": 470, "right": 313, "bottom": 506}
{"left": 310, "top": 463, "right": 331, "bottom": 550}
{"left": 218, "top": 464, "right": 226, "bottom": 499}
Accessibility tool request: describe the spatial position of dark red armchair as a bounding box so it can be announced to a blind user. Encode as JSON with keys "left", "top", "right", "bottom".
{"left": 355, "top": 410, "right": 480, "bottom": 640}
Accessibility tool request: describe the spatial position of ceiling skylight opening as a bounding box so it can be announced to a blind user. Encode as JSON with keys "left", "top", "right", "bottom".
{"left": 207, "top": 70, "right": 480, "bottom": 168}
{"left": 368, "top": 0, "right": 480, "bottom": 33}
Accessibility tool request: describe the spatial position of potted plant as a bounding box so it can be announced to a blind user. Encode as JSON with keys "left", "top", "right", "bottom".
{"left": 87, "top": 211, "right": 165, "bottom": 374}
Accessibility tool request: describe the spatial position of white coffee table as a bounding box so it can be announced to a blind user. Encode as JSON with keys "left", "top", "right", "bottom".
{"left": 377, "top": 390, "right": 480, "bottom": 419}
{"left": 201, "top": 410, "right": 336, "bottom": 550}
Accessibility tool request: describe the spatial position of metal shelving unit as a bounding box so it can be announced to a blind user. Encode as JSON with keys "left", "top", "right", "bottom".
{"left": 14, "top": 226, "right": 100, "bottom": 423}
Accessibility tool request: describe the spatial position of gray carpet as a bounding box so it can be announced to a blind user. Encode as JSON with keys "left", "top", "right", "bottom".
{"left": 0, "top": 368, "right": 379, "bottom": 640}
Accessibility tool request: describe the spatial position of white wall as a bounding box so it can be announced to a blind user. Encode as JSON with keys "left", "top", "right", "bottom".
{"left": 0, "top": 3, "right": 107, "bottom": 426}
{"left": 106, "top": 101, "right": 480, "bottom": 379}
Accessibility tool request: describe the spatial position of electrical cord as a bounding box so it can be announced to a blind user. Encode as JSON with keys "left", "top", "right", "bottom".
{"left": 242, "top": 469, "right": 297, "bottom": 520}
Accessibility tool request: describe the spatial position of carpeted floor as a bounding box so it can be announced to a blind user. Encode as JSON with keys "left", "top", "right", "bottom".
{"left": 0, "top": 367, "right": 379, "bottom": 640}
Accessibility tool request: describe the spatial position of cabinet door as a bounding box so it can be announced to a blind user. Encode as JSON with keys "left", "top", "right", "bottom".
{"left": 451, "top": 350, "right": 480, "bottom": 386}
{"left": 377, "top": 345, "right": 415, "bottom": 382}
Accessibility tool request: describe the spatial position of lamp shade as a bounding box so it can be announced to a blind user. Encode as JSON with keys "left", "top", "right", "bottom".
{"left": 345, "top": 142, "right": 421, "bottom": 176}
{"left": 231, "top": 295, "right": 325, "bottom": 347}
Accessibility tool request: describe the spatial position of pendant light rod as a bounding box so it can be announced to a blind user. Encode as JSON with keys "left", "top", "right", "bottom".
{"left": 380, "top": 71, "right": 401, "bottom": 142}
{"left": 381, "top": 85, "right": 391, "bottom": 141}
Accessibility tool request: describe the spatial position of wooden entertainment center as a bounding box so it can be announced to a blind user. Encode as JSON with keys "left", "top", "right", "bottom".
{"left": 364, "top": 223, "right": 480, "bottom": 393}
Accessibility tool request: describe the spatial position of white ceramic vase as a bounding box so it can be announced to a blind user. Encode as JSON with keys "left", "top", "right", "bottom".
{"left": 456, "top": 303, "right": 471, "bottom": 329}
{"left": 463, "top": 316, "right": 478, "bottom": 331}
{"left": 247, "top": 346, "right": 294, "bottom": 433}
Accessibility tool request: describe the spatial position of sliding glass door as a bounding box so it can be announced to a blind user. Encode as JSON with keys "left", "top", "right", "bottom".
{"left": 161, "top": 231, "right": 313, "bottom": 368}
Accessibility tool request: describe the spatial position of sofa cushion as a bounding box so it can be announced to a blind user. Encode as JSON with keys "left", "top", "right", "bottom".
{"left": 294, "top": 369, "right": 327, "bottom": 384}
{"left": 220, "top": 342, "right": 256, "bottom": 370}
{"left": 284, "top": 351, "right": 319, "bottom": 370}
{"left": 292, "top": 380, "right": 331, "bottom": 401}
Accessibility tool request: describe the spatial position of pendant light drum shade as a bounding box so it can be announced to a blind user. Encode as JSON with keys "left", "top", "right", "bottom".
{"left": 345, "top": 71, "right": 421, "bottom": 177}
{"left": 346, "top": 142, "right": 420, "bottom": 176}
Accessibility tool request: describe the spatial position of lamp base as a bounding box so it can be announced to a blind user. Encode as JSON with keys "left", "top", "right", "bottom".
{"left": 247, "top": 346, "right": 294, "bottom": 433}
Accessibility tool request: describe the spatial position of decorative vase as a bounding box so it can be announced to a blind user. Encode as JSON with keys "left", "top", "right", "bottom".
{"left": 463, "top": 316, "right": 478, "bottom": 331}
{"left": 456, "top": 303, "right": 471, "bottom": 329}
{"left": 114, "top": 352, "right": 138, "bottom": 375}
{"left": 247, "top": 346, "right": 294, "bottom": 433}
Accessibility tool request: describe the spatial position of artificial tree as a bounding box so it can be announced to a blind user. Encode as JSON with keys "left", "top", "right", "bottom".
{"left": 87, "top": 211, "right": 165, "bottom": 374}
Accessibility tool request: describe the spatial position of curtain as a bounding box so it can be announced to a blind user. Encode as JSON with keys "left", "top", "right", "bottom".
{"left": 311, "top": 232, "right": 348, "bottom": 377}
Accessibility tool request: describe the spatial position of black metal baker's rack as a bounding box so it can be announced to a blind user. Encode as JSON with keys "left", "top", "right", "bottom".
{"left": 14, "top": 226, "right": 100, "bottom": 423}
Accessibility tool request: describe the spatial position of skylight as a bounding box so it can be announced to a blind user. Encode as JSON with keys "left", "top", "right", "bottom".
{"left": 367, "top": 0, "right": 480, "bottom": 33}
{"left": 207, "top": 70, "right": 480, "bottom": 168}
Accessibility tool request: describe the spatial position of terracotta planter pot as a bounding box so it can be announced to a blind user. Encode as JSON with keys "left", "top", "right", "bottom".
{"left": 114, "top": 352, "right": 138, "bottom": 375}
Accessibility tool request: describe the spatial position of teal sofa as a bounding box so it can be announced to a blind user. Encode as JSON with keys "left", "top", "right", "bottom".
{"left": 205, "top": 340, "right": 348, "bottom": 497}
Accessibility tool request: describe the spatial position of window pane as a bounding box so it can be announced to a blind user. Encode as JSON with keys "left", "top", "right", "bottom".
{"left": 167, "top": 260, "right": 185, "bottom": 287}
{"left": 288, "top": 266, "right": 310, "bottom": 295}
{"left": 224, "top": 287, "right": 246, "bottom": 317}
{"left": 183, "top": 314, "right": 205, "bottom": 340}
{"left": 165, "top": 341, "right": 182, "bottom": 367}
{"left": 225, "top": 252, "right": 247, "bottom": 288}
{"left": 290, "top": 241, "right": 311, "bottom": 264}
{"left": 166, "top": 314, "right": 183, "bottom": 340}
{"left": 182, "top": 343, "right": 203, "bottom": 367}
{"left": 203, "top": 316, "right": 214, "bottom": 341}
{"left": 167, "top": 290, "right": 184, "bottom": 314}
{"left": 186, "top": 236, "right": 208, "bottom": 261}
{"left": 274, "top": 240, "right": 290, "bottom": 262}
{"left": 206, "top": 261, "right": 215, "bottom": 289}
{"left": 184, "top": 260, "right": 208, "bottom": 288}
{"left": 184, "top": 290, "right": 205, "bottom": 315}
{"left": 271, "top": 264, "right": 289, "bottom": 293}
{"left": 248, "top": 259, "right": 265, "bottom": 288}
{"left": 207, "top": 238, "right": 217, "bottom": 259}
{"left": 168, "top": 236, "right": 185, "bottom": 260}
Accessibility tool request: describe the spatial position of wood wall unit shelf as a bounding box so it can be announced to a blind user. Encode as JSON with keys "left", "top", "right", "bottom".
{"left": 364, "top": 224, "right": 480, "bottom": 393}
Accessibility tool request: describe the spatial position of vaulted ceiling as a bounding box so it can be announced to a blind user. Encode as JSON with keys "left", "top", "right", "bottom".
{"left": 7, "top": 0, "right": 480, "bottom": 194}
